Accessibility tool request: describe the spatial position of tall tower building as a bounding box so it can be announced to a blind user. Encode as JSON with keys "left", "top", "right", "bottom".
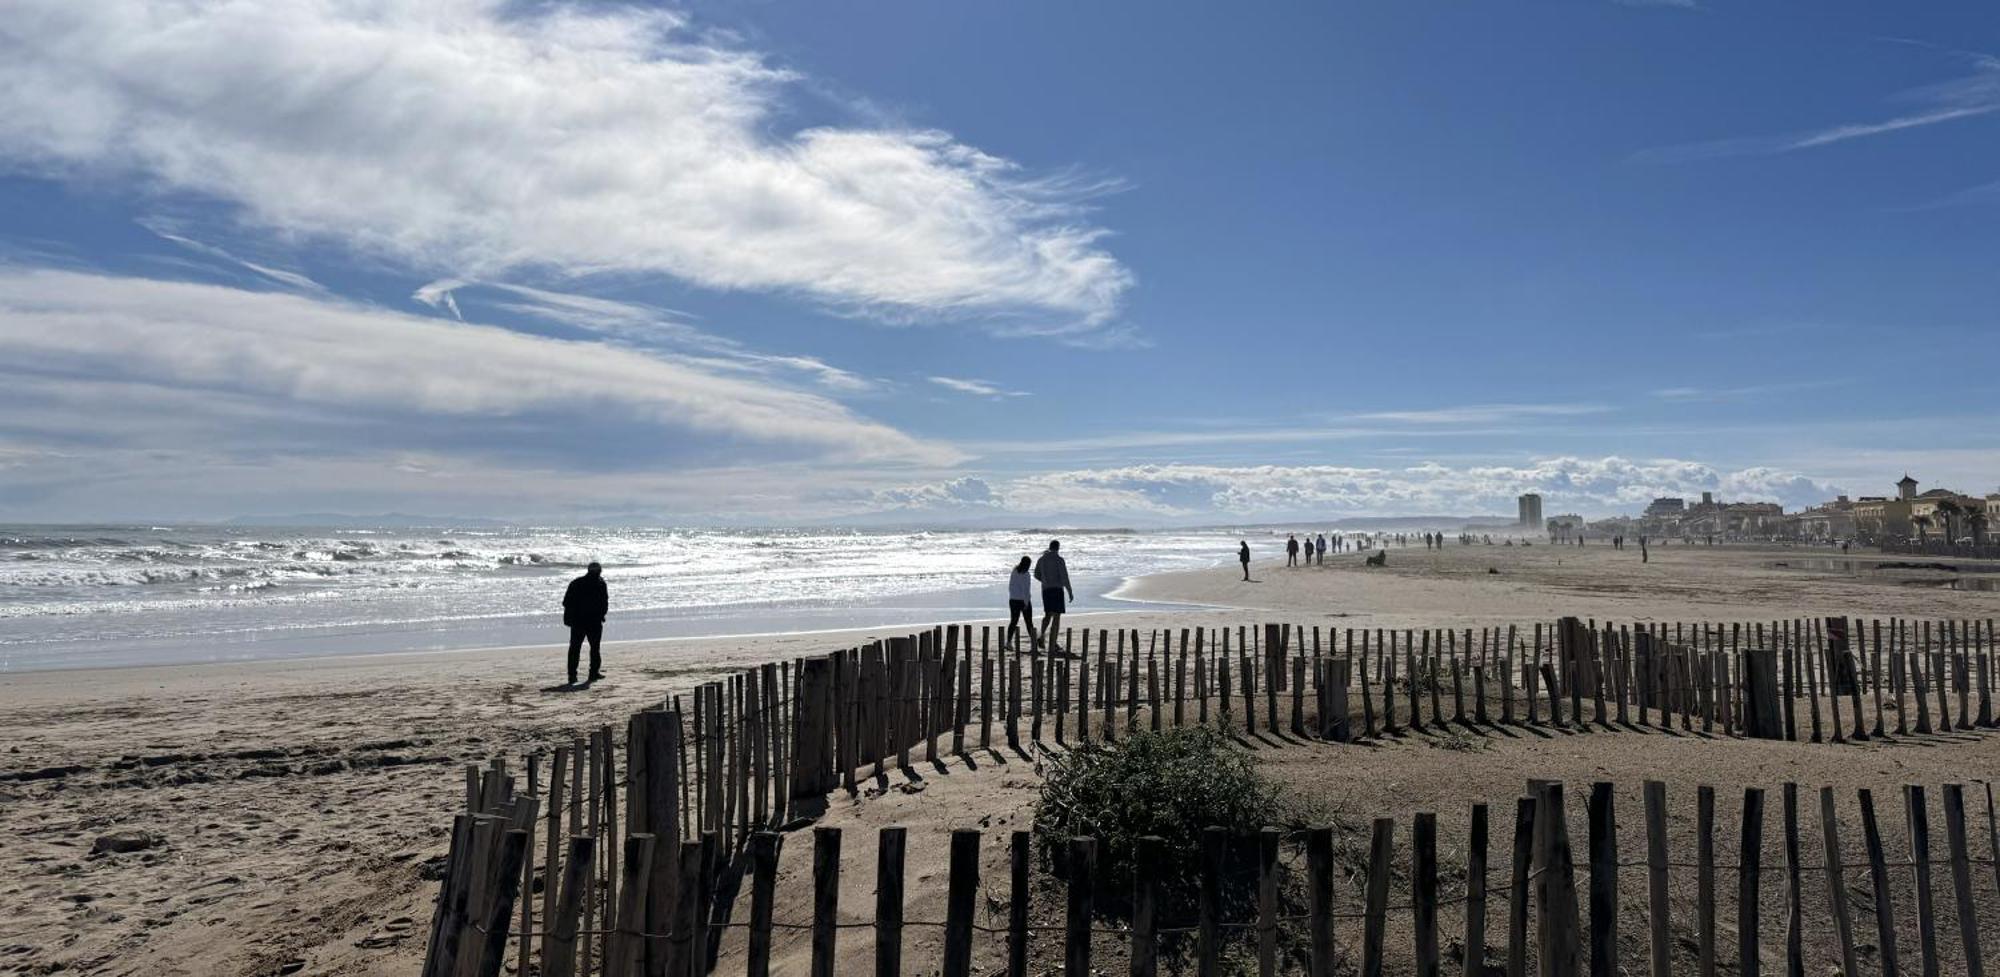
{"left": 1517, "top": 493, "right": 1543, "bottom": 529}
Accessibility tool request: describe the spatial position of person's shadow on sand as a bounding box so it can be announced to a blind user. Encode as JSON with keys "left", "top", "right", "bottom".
{"left": 539, "top": 678, "right": 599, "bottom": 694}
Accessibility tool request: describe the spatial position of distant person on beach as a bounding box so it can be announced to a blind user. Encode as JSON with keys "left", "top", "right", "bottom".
{"left": 1239, "top": 540, "right": 1251, "bottom": 580}
{"left": 1315, "top": 533, "right": 1327, "bottom": 564}
{"left": 1035, "top": 540, "right": 1073, "bottom": 652}
{"left": 561, "top": 562, "right": 608, "bottom": 685}
{"left": 1006, "top": 556, "right": 1039, "bottom": 651}
{"left": 1286, "top": 534, "right": 1300, "bottom": 567}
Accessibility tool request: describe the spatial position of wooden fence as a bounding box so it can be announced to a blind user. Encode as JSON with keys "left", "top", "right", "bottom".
{"left": 421, "top": 614, "right": 2000, "bottom": 976}
{"left": 425, "top": 774, "right": 2000, "bottom": 976}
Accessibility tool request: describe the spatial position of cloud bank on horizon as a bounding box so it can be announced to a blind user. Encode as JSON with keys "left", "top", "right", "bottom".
{"left": 862, "top": 459, "right": 1842, "bottom": 523}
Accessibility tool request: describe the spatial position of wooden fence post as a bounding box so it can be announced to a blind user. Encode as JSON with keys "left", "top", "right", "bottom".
{"left": 1644, "top": 782, "right": 1670, "bottom": 977}
{"left": 1069, "top": 837, "right": 1096, "bottom": 977}
{"left": 1738, "top": 788, "right": 1765, "bottom": 977}
{"left": 1858, "top": 789, "right": 1901, "bottom": 977}
{"left": 1259, "top": 826, "right": 1282, "bottom": 977}
{"left": 1697, "top": 785, "right": 1716, "bottom": 977}
{"left": 543, "top": 836, "right": 596, "bottom": 977}
{"left": 746, "top": 833, "right": 778, "bottom": 977}
{"left": 1415, "top": 812, "right": 1440, "bottom": 977}
{"left": 1588, "top": 783, "right": 1617, "bottom": 977}
{"left": 1507, "top": 797, "right": 1535, "bottom": 977}
{"left": 1308, "top": 826, "right": 1336, "bottom": 977}
{"left": 944, "top": 830, "right": 979, "bottom": 977}
{"left": 1943, "top": 784, "right": 1987, "bottom": 977}
{"left": 1363, "top": 818, "right": 1394, "bottom": 977}
{"left": 1782, "top": 784, "right": 1803, "bottom": 977}
{"left": 875, "top": 827, "right": 905, "bottom": 977}
{"left": 1009, "top": 831, "right": 1030, "bottom": 977}
{"left": 1906, "top": 784, "right": 1940, "bottom": 977}
{"left": 811, "top": 827, "right": 840, "bottom": 977}
{"left": 1134, "top": 835, "right": 1162, "bottom": 977}
{"left": 1815, "top": 789, "right": 1858, "bottom": 977}
{"left": 1465, "top": 803, "right": 1489, "bottom": 977}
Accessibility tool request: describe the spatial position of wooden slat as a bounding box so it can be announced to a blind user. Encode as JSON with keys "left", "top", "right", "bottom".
{"left": 811, "top": 828, "right": 840, "bottom": 977}
{"left": 1363, "top": 817, "right": 1393, "bottom": 977}
{"left": 1507, "top": 797, "right": 1534, "bottom": 977}
{"left": 1464, "top": 802, "right": 1489, "bottom": 977}
{"left": 1738, "top": 788, "right": 1765, "bottom": 977}
{"left": 1588, "top": 783, "right": 1617, "bottom": 977}
{"left": 542, "top": 836, "right": 596, "bottom": 977}
{"left": 1815, "top": 789, "right": 1858, "bottom": 977}
{"left": 943, "top": 829, "right": 978, "bottom": 977}
{"left": 1068, "top": 837, "right": 1096, "bottom": 977}
{"left": 1133, "top": 835, "right": 1162, "bottom": 977}
{"left": 875, "top": 827, "right": 904, "bottom": 977}
{"left": 1644, "top": 781, "right": 1670, "bottom": 977}
{"left": 1944, "top": 784, "right": 1985, "bottom": 977}
{"left": 1308, "top": 826, "right": 1336, "bottom": 977}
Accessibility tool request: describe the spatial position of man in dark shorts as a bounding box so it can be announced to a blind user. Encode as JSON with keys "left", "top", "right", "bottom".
{"left": 562, "top": 561, "right": 608, "bottom": 684}
{"left": 1034, "top": 540, "right": 1074, "bottom": 653}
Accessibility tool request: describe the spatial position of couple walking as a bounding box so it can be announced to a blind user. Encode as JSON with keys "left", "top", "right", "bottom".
{"left": 1006, "top": 540, "right": 1076, "bottom": 654}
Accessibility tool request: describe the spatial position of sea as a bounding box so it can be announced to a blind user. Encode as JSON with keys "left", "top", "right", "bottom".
{"left": 0, "top": 525, "right": 1252, "bottom": 672}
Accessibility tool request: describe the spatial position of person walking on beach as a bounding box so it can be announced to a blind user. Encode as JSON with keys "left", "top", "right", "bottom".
{"left": 1239, "top": 540, "right": 1251, "bottom": 580}
{"left": 562, "top": 561, "right": 608, "bottom": 685}
{"left": 1006, "top": 556, "right": 1039, "bottom": 651}
{"left": 1035, "top": 540, "right": 1074, "bottom": 653}
{"left": 1286, "top": 534, "right": 1300, "bottom": 567}
{"left": 1316, "top": 533, "right": 1327, "bottom": 564}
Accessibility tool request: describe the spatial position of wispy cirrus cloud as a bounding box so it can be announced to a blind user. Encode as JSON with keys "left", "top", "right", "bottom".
{"left": 1634, "top": 50, "right": 2000, "bottom": 162}
{"left": 413, "top": 279, "right": 879, "bottom": 394}
{"left": 140, "top": 219, "right": 328, "bottom": 295}
{"left": 1346, "top": 403, "right": 1611, "bottom": 425}
{"left": 928, "top": 376, "right": 1030, "bottom": 399}
{"left": 0, "top": 0, "right": 1132, "bottom": 333}
{"left": 1650, "top": 381, "right": 1832, "bottom": 403}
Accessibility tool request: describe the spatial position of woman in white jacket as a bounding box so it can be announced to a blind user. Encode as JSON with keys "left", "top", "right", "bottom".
{"left": 1006, "top": 556, "right": 1039, "bottom": 651}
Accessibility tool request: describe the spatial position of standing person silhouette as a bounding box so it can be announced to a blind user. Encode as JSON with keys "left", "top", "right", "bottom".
{"left": 1239, "top": 540, "right": 1251, "bottom": 580}
{"left": 1315, "top": 533, "right": 1327, "bottom": 564}
{"left": 561, "top": 561, "right": 608, "bottom": 685}
{"left": 1006, "top": 556, "right": 1039, "bottom": 652}
{"left": 1286, "top": 534, "right": 1300, "bottom": 567}
{"left": 1034, "top": 540, "right": 1073, "bottom": 653}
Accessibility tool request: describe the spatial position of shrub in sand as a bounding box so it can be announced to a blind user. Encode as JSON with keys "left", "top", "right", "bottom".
{"left": 1033, "top": 724, "right": 1281, "bottom": 913}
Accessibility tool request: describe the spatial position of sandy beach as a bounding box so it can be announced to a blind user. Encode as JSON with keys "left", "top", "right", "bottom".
{"left": 6, "top": 541, "right": 2000, "bottom": 976}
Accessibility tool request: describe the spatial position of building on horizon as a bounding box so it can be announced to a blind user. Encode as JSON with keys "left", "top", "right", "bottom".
{"left": 1644, "top": 497, "right": 1685, "bottom": 519}
{"left": 1517, "top": 493, "right": 1543, "bottom": 530}
{"left": 1547, "top": 513, "right": 1584, "bottom": 541}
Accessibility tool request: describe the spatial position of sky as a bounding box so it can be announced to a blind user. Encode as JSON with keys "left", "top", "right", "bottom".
{"left": 0, "top": 0, "right": 1996, "bottom": 526}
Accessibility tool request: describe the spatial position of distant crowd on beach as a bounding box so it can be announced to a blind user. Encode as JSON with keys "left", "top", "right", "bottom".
{"left": 552, "top": 525, "right": 1691, "bottom": 682}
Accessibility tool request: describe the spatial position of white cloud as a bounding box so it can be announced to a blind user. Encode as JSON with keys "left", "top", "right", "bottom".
{"left": 867, "top": 476, "right": 1000, "bottom": 510}
{"left": 928, "top": 376, "right": 1030, "bottom": 399}
{"left": 0, "top": 0, "right": 1131, "bottom": 330}
{"left": 0, "top": 269, "right": 954, "bottom": 464}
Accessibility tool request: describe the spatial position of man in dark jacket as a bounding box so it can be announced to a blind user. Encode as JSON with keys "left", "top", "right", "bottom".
{"left": 562, "top": 562, "right": 608, "bottom": 684}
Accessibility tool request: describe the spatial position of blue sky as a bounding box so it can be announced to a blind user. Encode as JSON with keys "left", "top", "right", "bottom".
{"left": 0, "top": 0, "right": 1994, "bottom": 525}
